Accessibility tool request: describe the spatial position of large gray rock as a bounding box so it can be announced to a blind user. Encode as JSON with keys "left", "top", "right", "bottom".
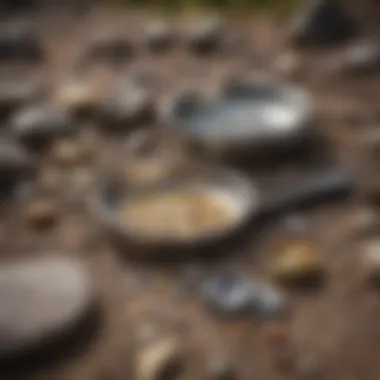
{"left": 0, "top": 256, "right": 95, "bottom": 360}
{"left": 289, "top": 0, "right": 358, "bottom": 48}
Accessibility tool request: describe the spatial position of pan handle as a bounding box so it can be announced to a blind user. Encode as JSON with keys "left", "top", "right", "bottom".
{"left": 260, "top": 167, "right": 356, "bottom": 216}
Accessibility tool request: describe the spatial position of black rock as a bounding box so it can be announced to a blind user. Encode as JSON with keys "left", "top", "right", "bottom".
{"left": 9, "top": 104, "right": 74, "bottom": 150}
{"left": 85, "top": 34, "right": 134, "bottom": 66}
{"left": 188, "top": 19, "right": 224, "bottom": 56}
{"left": 0, "top": 138, "right": 36, "bottom": 185}
{"left": 201, "top": 272, "right": 286, "bottom": 320}
{"left": 0, "top": 26, "right": 44, "bottom": 62}
{"left": 289, "top": 0, "right": 358, "bottom": 48}
{"left": 145, "top": 21, "right": 175, "bottom": 53}
{"left": 0, "top": 256, "right": 96, "bottom": 362}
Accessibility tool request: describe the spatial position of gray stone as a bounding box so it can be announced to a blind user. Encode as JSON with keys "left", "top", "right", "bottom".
{"left": 9, "top": 104, "right": 74, "bottom": 150}
{"left": 340, "top": 42, "right": 380, "bottom": 76}
{"left": 201, "top": 272, "right": 286, "bottom": 320}
{"left": 288, "top": 0, "right": 358, "bottom": 48}
{"left": 0, "top": 25, "right": 44, "bottom": 62}
{"left": 0, "top": 256, "right": 95, "bottom": 360}
{"left": 187, "top": 18, "right": 224, "bottom": 55}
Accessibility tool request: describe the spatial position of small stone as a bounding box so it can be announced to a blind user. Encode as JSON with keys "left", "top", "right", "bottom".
{"left": 288, "top": 0, "right": 358, "bottom": 48}
{"left": 137, "top": 338, "right": 184, "bottom": 380}
{"left": 0, "top": 256, "right": 95, "bottom": 360}
{"left": 25, "top": 197, "right": 59, "bottom": 229}
{"left": 100, "top": 85, "right": 155, "bottom": 130}
{"left": 9, "top": 104, "right": 74, "bottom": 150}
{"left": 145, "top": 21, "right": 175, "bottom": 53}
{"left": 340, "top": 41, "right": 380, "bottom": 76}
{"left": 85, "top": 32, "right": 134, "bottom": 66}
{"left": 0, "top": 25, "right": 44, "bottom": 62}
{"left": 0, "top": 138, "right": 36, "bottom": 182}
{"left": 201, "top": 272, "right": 286, "bottom": 320}
{"left": 270, "top": 241, "right": 324, "bottom": 287}
{"left": 54, "top": 78, "right": 100, "bottom": 116}
{"left": 187, "top": 18, "right": 224, "bottom": 55}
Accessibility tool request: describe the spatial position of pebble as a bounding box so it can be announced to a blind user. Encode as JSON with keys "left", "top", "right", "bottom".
{"left": 25, "top": 197, "right": 59, "bottom": 229}
{"left": 0, "top": 25, "right": 44, "bottom": 62}
{"left": 137, "top": 337, "right": 184, "bottom": 380}
{"left": 270, "top": 241, "right": 324, "bottom": 287}
{"left": 145, "top": 21, "right": 175, "bottom": 53}
{"left": 85, "top": 33, "right": 134, "bottom": 66}
{"left": 0, "top": 138, "right": 36, "bottom": 182}
{"left": 53, "top": 77, "right": 101, "bottom": 116}
{"left": 288, "top": 0, "right": 358, "bottom": 48}
{"left": 100, "top": 85, "right": 155, "bottom": 129}
{"left": 187, "top": 18, "right": 224, "bottom": 55}
{"left": 0, "top": 256, "right": 95, "bottom": 360}
{"left": 340, "top": 42, "right": 380, "bottom": 76}
{"left": 9, "top": 104, "right": 74, "bottom": 150}
{"left": 201, "top": 272, "right": 286, "bottom": 320}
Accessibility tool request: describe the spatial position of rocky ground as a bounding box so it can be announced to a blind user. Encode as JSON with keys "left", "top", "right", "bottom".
{"left": 2, "top": 2, "right": 380, "bottom": 380}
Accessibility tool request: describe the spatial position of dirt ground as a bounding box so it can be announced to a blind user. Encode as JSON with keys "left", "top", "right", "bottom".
{"left": 2, "top": 4, "right": 380, "bottom": 380}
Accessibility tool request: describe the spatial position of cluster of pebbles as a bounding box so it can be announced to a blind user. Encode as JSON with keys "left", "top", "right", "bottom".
{"left": 1, "top": 1, "right": 380, "bottom": 379}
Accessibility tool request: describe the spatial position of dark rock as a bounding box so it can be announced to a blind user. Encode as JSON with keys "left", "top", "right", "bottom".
{"left": 289, "top": 0, "right": 358, "bottom": 48}
{"left": 201, "top": 272, "right": 286, "bottom": 320}
{"left": 0, "top": 256, "right": 95, "bottom": 361}
{"left": 187, "top": 18, "right": 224, "bottom": 55}
{"left": 0, "top": 138, "right": 36, "bottom": 184}
{"left": 85, "top": 33, "right": 134, "bottom": 66}
{"left": 9, "top": 104, "right": 74, "bottom": 150}
{"left": 99, "top": 85, "right": 155, "bottom": 130}
{"left": 0, "top": 25, "right": 44, "bottom": 62}
{"left": 0, "top": 78, "right": 42, "bottom": 117}
{"left": 340, "top": 42, "right": 380, "bottom": 76}
{"left": 145, "top": 21, "right": 175, "bottom": 53}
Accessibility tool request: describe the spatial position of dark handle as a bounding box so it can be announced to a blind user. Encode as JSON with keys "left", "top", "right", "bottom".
{"left": 260, "top": 167, "right": 356, "bottom": 216}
